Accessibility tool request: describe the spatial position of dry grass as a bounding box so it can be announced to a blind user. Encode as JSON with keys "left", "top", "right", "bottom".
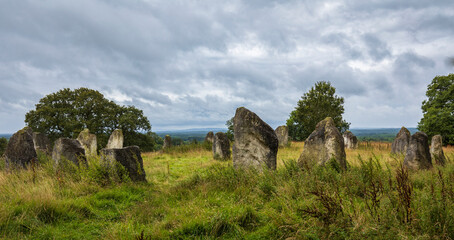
{"left": 0, "top": 140, "right": 453, "bottom": 239}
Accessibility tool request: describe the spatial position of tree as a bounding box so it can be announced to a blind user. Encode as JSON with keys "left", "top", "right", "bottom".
{"left": 225, "top": 117, "right": 234, "bottom": 141}
{"left": 418, "top": 74, "right": 454, "bottom": 145}
{"left": 0, "top": 137, "right": 7, "bottom": 156}
{"left": 25, "top": 88, "right": 153, "bottom": 150}
{"left": 287, "top": 81, "right": 350, "bottom": 141}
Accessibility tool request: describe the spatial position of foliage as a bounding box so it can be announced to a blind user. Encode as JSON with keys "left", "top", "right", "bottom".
{"left": 287, "top": 81, "right": 350, "bottom": 141}
{"left": 0, "top": 137, "right": 7, "bottom": 156}
{"left": 418, "top": 73, "right": 454, "bottom": 145}
{"left": 25, "top": 88, "right": 152, "bottom": 150}
{"left": 225, "top": 117, "right": 234, "bottom": 141}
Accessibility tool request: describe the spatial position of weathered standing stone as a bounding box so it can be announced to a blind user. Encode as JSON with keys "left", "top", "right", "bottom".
{"left": 205, "top": 131, "right": 214, "bottom": 143}
{"left": 33, "top": 132, "right": 51, "bottom": 154}
{"left": 403, "top": 132, "right": 432, "bottom": 170}
{"left": 232, "top": 107, "right": 278, "bottom": 170}
{"left": 101, "top": 146, "right": 146, "bottom": 182}
{"left": 430, "top": 135, "right": 446, "bottom": 166}
{"left": 163, "top": 135, "right": 172, "bottom": 149}
{"left": 298, "top": 117, "right": 347, "bottom": 170}
{"left": 4, "top": 127, "right": 37, "bottom": 169}
{"left": 52, "top": 138, "right": 87, "bottom": 166}
{"left": 106, "top": 129, "right": 123, "bottom": 149}
{"left": 77, "top": 128, "right": 97, "bottom": 157}
{"left": 343, "top": 131, "right": 358, "bottom": 149}
{"left": 213, "top": 132, "right": 230, "bottom": 160}
{"left": 275, "top": 126, "right": 289, "bottom": 147}
{"left": 391, "top": 127, "right": 411, "bottom": 154}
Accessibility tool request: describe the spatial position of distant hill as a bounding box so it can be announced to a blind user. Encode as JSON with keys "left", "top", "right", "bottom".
{"left": 155, "top": 127, "right": 419, "bottom": 143}
{"left": 0, "top": 134, "right": 12, "bottom": 140}
{"left": 350, "top": 128, "right": 418, "bottom": 142}
{"left": 0, "top": 127, "right": 419, "bottom": 143}
{"left": 155, "top": 128, "right": 228, "bottom": 142}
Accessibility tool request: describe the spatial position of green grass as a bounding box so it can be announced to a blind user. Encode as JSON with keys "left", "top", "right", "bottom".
{"left": 1, "top": 142, "right": 454, "bottom": 239}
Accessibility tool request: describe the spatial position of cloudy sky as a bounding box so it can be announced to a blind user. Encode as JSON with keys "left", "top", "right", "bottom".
{"left": 1, "top": 0, "right": 453, "bottom": 133}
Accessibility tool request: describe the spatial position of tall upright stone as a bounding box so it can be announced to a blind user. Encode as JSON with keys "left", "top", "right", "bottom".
{"left": 205, "top": 131, "right": 214, "bottom": 143}
{"left": 106, "top": 129, "right": 123, "bottom": 149}
{"left": 298, "top": 117, "right": 347, "bottom": 170}
{"left": 430, "top": 135, "right": 446, "bottom": 166}
{"left": 77, "top": 128, "right": 97, "bottom": 157}
{"left": 213, "top": 132, "right": 230, "bottom": 160}
{"left": 343, "top": 131, "right": 358, "bottom": 149}
{"left": 52, "top": 138, "right": 87, "bottom": 167}
{"left": 4, "top": 127, "right": 37, "bottom": 169}
{"left": 275, "top": 126, "right": 289, "bottom": 147}
{"left": 163, "top": 135, "right": 172, "bottom": 149}
{"left": 232, "top": 107, "right": 278, "bottom": 170}
{"left": 404, "top": 132, "right": 432, "bottom": 170}
{"left": 391, "top": 127, "right": 411, "bottom": 154}
{"left": 32, "top": 132, "right": 51, "bottom": 154}
{"left": 101, "top": 146, "right": 146, "bottom": 182}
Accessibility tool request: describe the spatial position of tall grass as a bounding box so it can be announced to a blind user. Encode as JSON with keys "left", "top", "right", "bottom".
{"left": 0, "top": 142, "right": 453, "bottom": 239}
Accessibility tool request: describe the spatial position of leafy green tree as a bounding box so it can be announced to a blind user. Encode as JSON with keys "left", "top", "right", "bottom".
{"left": 225, "top": 117, "right": 234, "bottom": 141}
{"left": 25, "top": 88, "right": 153, "bottom": 150}
{"left": 418, "top": 74, "right": 454, "bottom": 145}
{"left": 287, "top": 81, "right": 350, "bottom": 141}
{"left": 0, "top": 137, "right": 7, "bottom": 156}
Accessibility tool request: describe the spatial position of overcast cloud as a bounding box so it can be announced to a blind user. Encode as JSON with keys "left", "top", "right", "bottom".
{"left": 1, "top": 0, "right": 453, "bottom": 133}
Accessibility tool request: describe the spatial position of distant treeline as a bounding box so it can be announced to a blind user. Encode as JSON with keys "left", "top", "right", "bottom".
{"left": 351, "top": 128, "right": 418, "bottom": 142}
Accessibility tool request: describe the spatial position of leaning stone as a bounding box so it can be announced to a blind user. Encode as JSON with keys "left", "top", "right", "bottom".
{"left": 106, "top": 129, "right": 123, "bottom": 149}
{"left": 391, "top": 127, "right": 411, "bottom": 154}
{"left": 77, "top": 128, "right": 97, "bottom": 157}
{"left": 343, "top": 131, "right": 358, "bottom": 149}
{"left": 275, "top": 126, "right": 289, "bottom": 147}
{"left": 213, "top": 132, "right": 230, "bottom": 160}
{"left": 430, "top": 135, "right": 446, "bottom": 166}
{"left": 404, "top": 132, "right": 432, "bottom": 170}
{"left": 205, "top": 131, "right": 214, "bottom": 143}
{"left": 163, "top": 135, "right": 172, "bottom": 149}
{"left": 4, "top": 127, "right": 37, "bottom": 169}
{"left": 33, "top": 132, "right": 51, "bottom": 154}
{"left": 52, "top": 138, "right": 87, "bottom": 167}
{"left": 232, "top": 107, "right": 278, "bottom": 170}
{"left": 298, "top": 117, "right": 347, "bottom": 170}
{"left": 101, "top": 146, "right": 146, "bottom": 182}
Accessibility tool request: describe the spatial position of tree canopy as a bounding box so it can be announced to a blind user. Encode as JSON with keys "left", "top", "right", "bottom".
{"left": 287, "top": 81, "right": 350, "bottom": 141}
{"left": 25, "top": 88, "right": 154, "bottom": 150}
{"left": 418, "top": 74, "right": 454, "bottom": 145}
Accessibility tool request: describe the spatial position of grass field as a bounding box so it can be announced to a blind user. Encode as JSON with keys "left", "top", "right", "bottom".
{"left": 1, "top": 142, "right": 453, "bottom": 239}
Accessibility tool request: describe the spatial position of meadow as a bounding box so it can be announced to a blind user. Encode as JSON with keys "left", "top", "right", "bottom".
{"left": 0, "top": 142, "right": 453, "bottom": 239}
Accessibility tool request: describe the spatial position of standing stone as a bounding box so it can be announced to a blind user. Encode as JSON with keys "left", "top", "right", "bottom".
{"left": 404, "top": 132, "right": 432, "bottom": 170}
{"left": 391, "top": 127, "right": 411, "bottom": 154}
{"left": 163, "top": 135, "right": 172, "bottom": 149}
{"left": 205, "top": 131, "right": 214, "bottom": 143}
{"left": 52, "top": 138, "right": 87, "bottom": 167}
{"left": 430, "top": 135, "right": 446, "bottom": 166}
{"left": 106, "top": 129, "right": 123, "bottom": 149}
{"left": 232, "top": 107, "right": 278, "bottom": 170}
{"left": 101, "top": 146, "right": 146, "bottom": 182}
{"left": 77, "top": 128, "right": 97, "bottom": 157}
{"left": 213, "top": 132, "right": 230, "bottom": 160}
{"left": 298, "top": 117, "right": 347, "bottom": 170}
{"left": 32, "top": 132, "right": 51, "bottom": 154}
{"left": 343, "top": 131, "right": 358, "bottom": 149}
{"left": 275, "top": 126, "right": 289, "bottom": 147}
{"left": 4, "top": 127, "right": 37, "bottom": 169}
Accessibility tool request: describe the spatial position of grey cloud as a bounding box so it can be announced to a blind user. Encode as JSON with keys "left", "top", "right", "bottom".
{"left": 393, "top": 52, "right": 436, "bottom": 84}
{"left": 1, "top": 0, "right": 453, "bottom": 132}
{"left": 362, "top": 34, "right": 391, "bottom": 61}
